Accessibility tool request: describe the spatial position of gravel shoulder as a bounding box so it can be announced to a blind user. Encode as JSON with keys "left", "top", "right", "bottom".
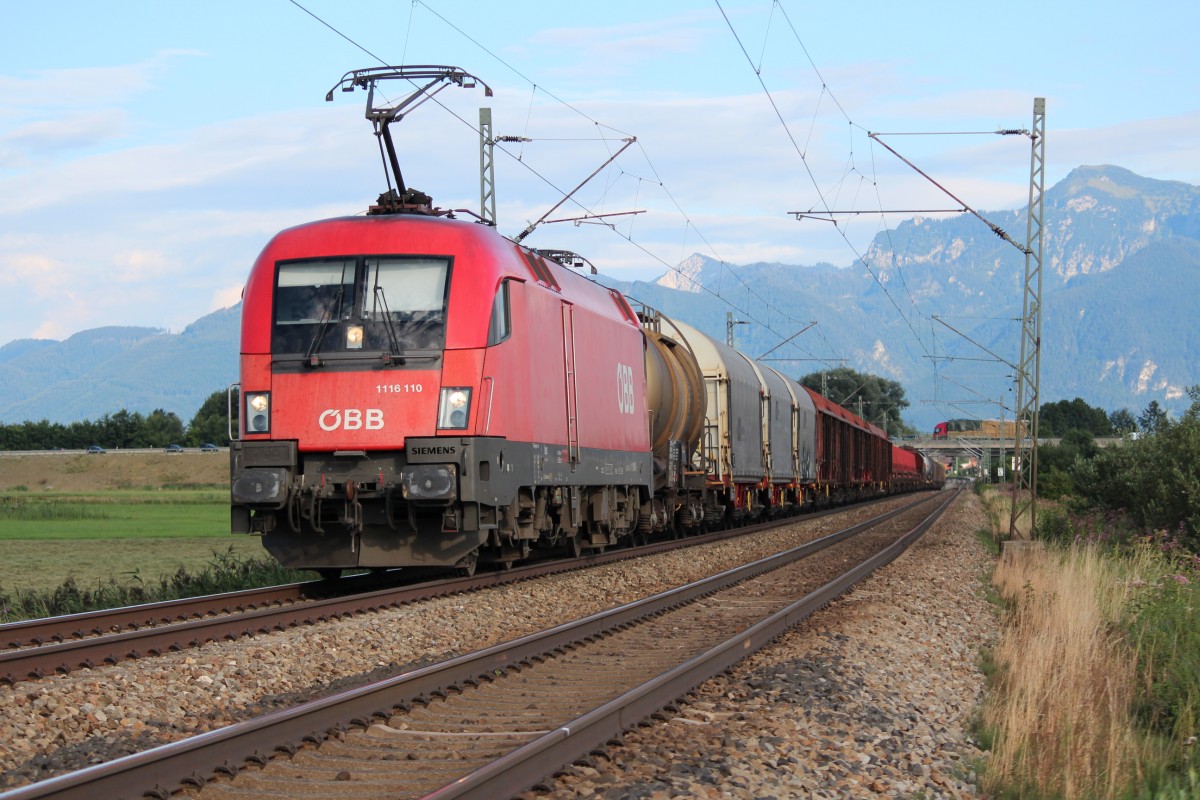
{"left": 1, "top": 491, "right": 996, "bottom": 796}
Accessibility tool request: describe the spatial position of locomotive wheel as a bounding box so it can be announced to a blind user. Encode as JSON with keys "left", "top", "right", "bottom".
{"left": 316, "top": 568, "right": 342, "bottom": 581}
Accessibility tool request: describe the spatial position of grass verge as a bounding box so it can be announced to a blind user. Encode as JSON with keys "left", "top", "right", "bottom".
{"left": 0, "top": 546, "right": 312, "bottom": 624}
{"left": 977, "top": 485, "right": 1200, "bottom": 798}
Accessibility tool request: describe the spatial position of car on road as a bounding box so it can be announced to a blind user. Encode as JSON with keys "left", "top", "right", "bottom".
{"left": 200, "top": 443, "right": 220, "bottom": 453}
{"left": 164, "top": 444, "right": 184, "bottom": 453}
{"left": 86, "top": 445, "right": 106, "bottom": 454}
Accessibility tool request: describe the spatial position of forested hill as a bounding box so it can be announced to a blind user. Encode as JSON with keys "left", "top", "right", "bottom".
{"left": 0, "top": 306, "right": 239, "bottom": 425}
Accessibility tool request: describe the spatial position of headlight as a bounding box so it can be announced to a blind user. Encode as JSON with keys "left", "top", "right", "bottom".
{"left": 345, "top": 324, "right": 364, "bottom": 349}
{"left": 437, "top": 387, "right": 471, "bottom": 430}
{"left": 245, "top": 392, "right": 271, "bottom": 434}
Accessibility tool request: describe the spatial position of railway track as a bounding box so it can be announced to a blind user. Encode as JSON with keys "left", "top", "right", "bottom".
{"left": 1, "top": 571, "right": 396, "bottom": 649}
{"left": 0, "top": 496, "right": 904, "bottom": 686}
{"left": 0, "top": 489, "right": 957, "bottom": 800}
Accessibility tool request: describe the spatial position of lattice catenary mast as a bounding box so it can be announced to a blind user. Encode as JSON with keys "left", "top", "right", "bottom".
{"left": 479, "top": 108, "right": 497, "bottom": 226}
{"left": 1009, "top": 98, "right": 1046, "bottom": 539}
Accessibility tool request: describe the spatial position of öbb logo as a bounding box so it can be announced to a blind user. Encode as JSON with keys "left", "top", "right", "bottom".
{"left": 318, "top": 409, "right": 384, "bottom": 431}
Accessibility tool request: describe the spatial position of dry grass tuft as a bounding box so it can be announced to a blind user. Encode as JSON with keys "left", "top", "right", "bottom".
{"left": 984, "top": 542, "right": 1153, "bottom": 798}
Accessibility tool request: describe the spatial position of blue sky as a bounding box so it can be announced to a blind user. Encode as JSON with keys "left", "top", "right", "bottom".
{"left": 2, "top": 0, "right": 1197, "bottom": 346}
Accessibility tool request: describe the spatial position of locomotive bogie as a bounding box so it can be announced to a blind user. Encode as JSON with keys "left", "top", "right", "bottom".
{"left": 234, "top": 430, "right": 656, "bottom": 567}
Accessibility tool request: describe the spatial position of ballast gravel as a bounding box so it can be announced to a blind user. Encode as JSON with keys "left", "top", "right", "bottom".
{"left": 1, "top": 491, "right": 995, "bottom": 798}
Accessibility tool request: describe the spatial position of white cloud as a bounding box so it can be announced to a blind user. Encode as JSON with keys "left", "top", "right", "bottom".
{"left": 0, "top": 110, "right": 131, "bottom": 164}
{"left": 111, "top": 249, "right": 174, "bottom": 283}
{"left": 0, "top": 63, "right": 154, "bottom": 109}
{"left": 212, "top": 284, "right": 244, "bottom": 310}
{"left": 526, "top": 13, "right": 714, "bottom": 77}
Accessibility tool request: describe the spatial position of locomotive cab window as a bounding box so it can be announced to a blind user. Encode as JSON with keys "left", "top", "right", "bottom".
{"left": 364, "top": 257, "right": 449, "bottom": 352}
{"left": 275, "top": 260, "right": 356, "bottom": 325}
{"left": 272, "top": 255, "right": 451, "bottom": 359}
{"left": 487, "top": 279, "right": 512, "bottom": 346}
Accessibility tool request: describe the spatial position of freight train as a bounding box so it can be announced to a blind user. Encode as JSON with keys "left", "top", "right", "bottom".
{"left": 932, "top": 419, "right": 1017, "bottom": 440}
{"left": 227, "top": 65, "right": 944, "bottom": 576}
{"left": 228, "top": 212, "right": 944, "bottom": 574}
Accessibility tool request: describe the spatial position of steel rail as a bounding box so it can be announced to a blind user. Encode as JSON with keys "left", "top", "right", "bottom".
{"left": 0, "top": 505, "right": 826, "bottom": 650}
{"left": 0, "top": 490, "right": 955, "bottom": 800}
{"left": 0, "top": 572, "right": 396, "bottom": 649}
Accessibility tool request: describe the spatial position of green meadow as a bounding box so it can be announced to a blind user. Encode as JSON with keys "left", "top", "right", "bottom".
{"left": 0, "top": 490, "right": 264, "bottom": 595}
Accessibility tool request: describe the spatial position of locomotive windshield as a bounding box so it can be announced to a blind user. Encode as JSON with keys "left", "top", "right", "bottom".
{"left": 272, "top": 255, "right": 450, "bottom": 360}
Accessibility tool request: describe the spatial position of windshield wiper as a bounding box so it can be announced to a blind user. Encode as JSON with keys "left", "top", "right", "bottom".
{"left": 372, "top": 284, "right": 407, "bottom": 366}
{"left": 304, "top": 283, "right": 345, "bottom": 366}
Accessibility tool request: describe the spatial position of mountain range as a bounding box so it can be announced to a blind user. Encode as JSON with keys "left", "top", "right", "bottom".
{"left": 1, "top": 165, "right": 1195, "bottom": 433}
{"left": 613, "top": 165, "right": 1199, "bottom": 430}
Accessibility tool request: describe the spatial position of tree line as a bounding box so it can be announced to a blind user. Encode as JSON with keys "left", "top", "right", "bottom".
{"left": 0, "top": 390, "right": 235, "bottom": 451}
{"left": 1038, "top": 396, "right": 1172, "bottom": 438}
{"left": 1037, "top": 388, "right": 1200, "bottom": 548}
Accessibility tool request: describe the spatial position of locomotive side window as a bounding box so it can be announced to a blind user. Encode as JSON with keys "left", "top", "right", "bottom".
{"left": 486, "top": 279, "right": 511, "bottom": 346}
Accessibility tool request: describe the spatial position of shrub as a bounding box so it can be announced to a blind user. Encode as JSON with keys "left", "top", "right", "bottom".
{"left": 1036, "top": 506, "right": 1074, "bottom": 545}
{"left": 1127, "top": 541, "right": 1200, "bottom": 748}
{"left": 1038, "top": 467, "right": 1074, "bottom": 500}
{"left": 1072, "top": 416, "right": 1200, "bottom": 549}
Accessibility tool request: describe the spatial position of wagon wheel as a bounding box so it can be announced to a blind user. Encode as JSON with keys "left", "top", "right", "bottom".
{"left": 567, "top": 532, "right": 584, "bottom": 559}
{"left": 454, "top": 550, "right": 478, "bottom": 577}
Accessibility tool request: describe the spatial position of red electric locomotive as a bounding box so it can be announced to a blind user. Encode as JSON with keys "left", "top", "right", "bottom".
{"left": 230, "top": 213, "right": 685, "bottom": 574}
